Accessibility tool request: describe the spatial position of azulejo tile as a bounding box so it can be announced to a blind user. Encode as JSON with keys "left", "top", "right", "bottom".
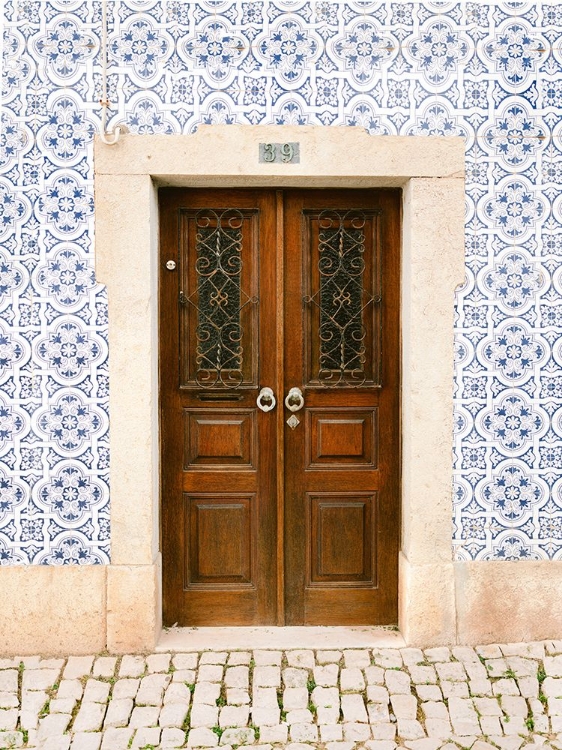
{"left": 1, "top": 0, "right": 562, "bottom": 563}
{"left": 32, "top": 17, "right": 97, "bottom": 85}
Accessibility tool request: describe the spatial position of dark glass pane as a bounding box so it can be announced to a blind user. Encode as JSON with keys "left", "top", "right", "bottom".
{"left": 319, "top": 225, "right": 365, "bottom": 380}
{"left": 305, "top": 209, "right": 379, "bottom": 387}
{"left": 187, "top": 210, "right": 246, "bottom": 387}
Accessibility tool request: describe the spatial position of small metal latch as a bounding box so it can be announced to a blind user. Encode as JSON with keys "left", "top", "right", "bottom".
{"left": 166, "top": 260, "right": 176, "bottom": 271}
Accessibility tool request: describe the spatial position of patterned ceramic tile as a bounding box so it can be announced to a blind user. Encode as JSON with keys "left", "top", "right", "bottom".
{"left": 1, "top": 0, "right": 562, "bottom": 564}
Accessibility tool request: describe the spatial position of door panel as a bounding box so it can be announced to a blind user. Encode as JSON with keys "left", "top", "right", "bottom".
{"left": 185, "top": 494, "right": 254, "bottom": 585}
{"left": 184, "top": 410, "right": 257, "bottom": 470}
{"left": 160, "top": 187, "right": 400, "bottom": 627}
{"left": 306, "top": 409, "right": 378, "bottom": 468}
{"left": 307, "top": 492, "right": 377, "bottom": 583}
{"left": 283, "top": 190, "right": 400, "bottom": 625}
{"left": 160, "top": 189, "right": 277, "bottom": 626}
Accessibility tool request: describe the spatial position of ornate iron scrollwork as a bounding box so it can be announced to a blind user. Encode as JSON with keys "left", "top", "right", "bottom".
{"left": 305, "top": 210, "right": 380, "bottom": 387}
{"left": 183, "top": 209, "right": 257, "bottom": 388}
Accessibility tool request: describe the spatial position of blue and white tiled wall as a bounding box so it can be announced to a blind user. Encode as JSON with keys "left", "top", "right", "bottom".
{"left": 1, "top": 0, "right": 562, "bottom": 564}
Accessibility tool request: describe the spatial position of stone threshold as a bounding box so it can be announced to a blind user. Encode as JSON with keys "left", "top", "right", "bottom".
{"left": 156, "top": 626, "right": 406, "bottom": 652}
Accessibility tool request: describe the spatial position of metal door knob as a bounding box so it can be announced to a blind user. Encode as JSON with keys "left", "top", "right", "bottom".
{"left": 257, "top": 387, "right": 276, "bottom": 412}
{"left": 285, "top": 387, "right": 304, "bottom": 412}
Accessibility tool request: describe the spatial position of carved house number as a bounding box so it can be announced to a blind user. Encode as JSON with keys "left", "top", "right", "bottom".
{"left": 259, "top": 142, "right": 300, "bottom": 164}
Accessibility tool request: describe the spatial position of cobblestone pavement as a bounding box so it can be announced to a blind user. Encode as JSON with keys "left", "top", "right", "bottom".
{"left": 3, "top": 642, "right": 562, "bottom": 750}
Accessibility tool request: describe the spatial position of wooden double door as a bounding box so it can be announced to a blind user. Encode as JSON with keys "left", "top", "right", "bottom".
{"left": 160, "top": 188, "right": 400, "bottom": 626}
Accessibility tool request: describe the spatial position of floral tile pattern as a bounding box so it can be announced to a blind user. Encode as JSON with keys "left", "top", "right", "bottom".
{"left": 1, "top": 0, "right": 562, "bottom": 563}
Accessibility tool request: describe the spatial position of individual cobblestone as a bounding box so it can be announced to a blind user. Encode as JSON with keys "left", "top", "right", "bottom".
{"left": 0, "top": 692, "right": 18, "bottom": 709}
{"left": 71, "top": 731, "right": 102, "bottom": 750}
{"left": 112, "top": 679, "right": 139, "bottom": 701}
{"left": 2, "top": 641, "right": 562, "bottom": 749}
{"left": 186, "top": 726, "right": 218, "bottom": 746}
{"left": 100, "top": 727, "right": 133, "bottom": 750}
{"left": 161, "top": 727, "right": 187, "bottom": 747}
{"left": 0, "top": 671, "right": 18, "bottom": 692}
{"left": 158, "top": 701, "right": 188, "bottom": 729}
{"left": 252, "top": 666, "right": 280, "bottom": 688}
{"left": 385, "top": 669, "right": 411, "bottom": 693}
{"left": 227, "top": 687, "right": 249, "bottom": 705}
{"left": 367, "top": 685, "right": 389, "bottom": 703}
{"left": 37, "top": 712, "right": 71, "bottom": 739}
{"left": 341, "top": 667, "right": 365, "bottom": 691}
{"left": 218, "top": 704, "right": 249, "bottom": 728}
{"left": 227, "top": 652, "right": 250, "bottom": 666}
{"left": 93, "top": 657, "right": 117, "bottom": 679}
{"left": 253, "top": 651, "right": 281, "bottom": 667}
{"left": 190, "top": 703, "right": 219, "bottom": 727}
{"left": 129, "top": 705, "right": 160, "bottom": 728}
{"left": 194, "top": 681, "right": 220, "bottom": 705}
{"left": 198, "top": 665, "right": 224, "bottom": 683}
{"left": 49, "top": 697, "right": 76, "bottom": 714}
{"left": 64, "top": 657, "right": 94, "bottom": 681}
{"left": 314, "top": 663, "right": 339, "bottom": 686}
{"left": 283, "top": 668, "right": 308, "bottom": 688}
{"left": 283, "top": 687, "right": 308, "bottom": 709}
{"left": 103, "top": 698, "right": 133, "bottom": 728}
{"left": 22, "top": 669, "right": 60, "bottom": 691}
{"left": 119, "top": 656, "right": 145, "bottom": 679}
{"left": 73, "top": 702, "right": 107, "bottom": 733}
{"left": 287, "top": 650, "right": 315, "bottom": 669}
{"left": 58, "top": 680, "right": 84, "bottom": 701}
{"left": 83, "top": 680, "right": 111, "bottom": 704}
{"left": 132, "top": 727, "right": 161, "bottom": 748}
{"left": 317, "top": 650, "right": 342, "bottom": 664}
{"left": 373, "top": 651, "right": 402, "bottom": 669}
{"left": 147, "top": 653, "right": 172, "bottom": 673}
{"left": 0, "top": 708, "right": 18, "bottom": 730}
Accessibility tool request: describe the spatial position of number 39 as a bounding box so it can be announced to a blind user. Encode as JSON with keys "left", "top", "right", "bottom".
{"left": 263, "top": 143, "right": 294, "bottom": 163}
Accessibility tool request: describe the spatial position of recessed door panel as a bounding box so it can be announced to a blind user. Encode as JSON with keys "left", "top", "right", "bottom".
{"left": 306, "top": 409, "right": 378, "bottom": 468}
{"left": 307, "top": 492, "right": 377, "bottom": 584}
{"left": 185, "top": 494, "right": 254, "bottom": 586}
{"left": 184, "top": 410, "right": 257, "bottom": 470}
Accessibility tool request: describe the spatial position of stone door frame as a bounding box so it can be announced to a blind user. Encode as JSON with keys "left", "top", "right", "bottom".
{"left": 94, "top": 126, "right": 465, "bottom": 651}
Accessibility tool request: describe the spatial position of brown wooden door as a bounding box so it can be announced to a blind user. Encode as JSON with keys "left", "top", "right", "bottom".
{"left": 160, "top": 188, "right": 400, "bottom": 627}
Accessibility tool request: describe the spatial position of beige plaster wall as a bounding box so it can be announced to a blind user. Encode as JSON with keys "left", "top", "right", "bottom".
{"left": 94, "top": 127, "right": 465, "bottom": 186}
{"left": 401, "top": 177, "right": 465, "bottom": 568}
{"left": 399, "top": 175, "right": 465, "bottom": 645}
{"left": 95, "top": 174, "right": 160, "bottom": 568}
{"left": 455, "top": 562, "right": 562, "bottom": 644}
{"left": 107, "top": 559, "right": 162, "bottom": 653}
{"left": 400, "top": 554, "right": 457, "bottom": 646}
{"left": 0, "top": 566, "right": 106, "bottom": 655}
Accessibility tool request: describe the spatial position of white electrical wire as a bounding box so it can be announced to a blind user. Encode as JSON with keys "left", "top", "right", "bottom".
{"left": 99, "top": 1, "right": 121, "bottom": 145}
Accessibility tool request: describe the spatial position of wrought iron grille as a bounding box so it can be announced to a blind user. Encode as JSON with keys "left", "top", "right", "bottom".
{"left": 183, "top": 209, "right": 257, "bottom": 387}
{"left": 305, "top": 209, "right": 379, "bottom": 386}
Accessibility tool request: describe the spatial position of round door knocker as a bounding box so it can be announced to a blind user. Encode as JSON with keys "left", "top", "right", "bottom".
{"left": 257, "top": 386, "right": 276, "bottom": 412}
{"left": 284, "top": 386, "right": 305, "bottom": 412}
